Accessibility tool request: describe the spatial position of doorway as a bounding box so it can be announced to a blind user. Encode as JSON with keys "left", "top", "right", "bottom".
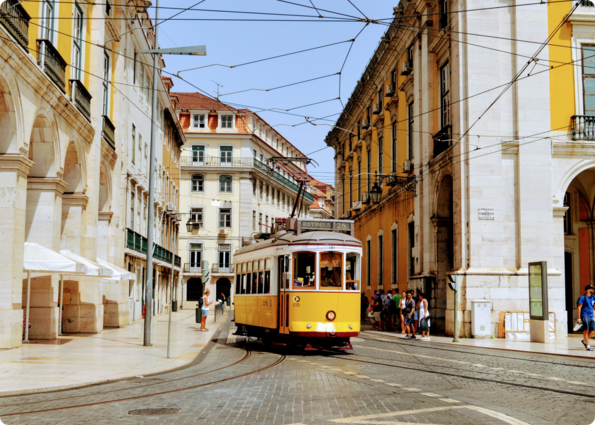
{"left": 216, "top": 278, "right": 231, "bottom": 304}
{"left": 187, "top": 278, "right": 203, "bottom": 302}
{"left": 565, "top": 252, "right": 575, "bottom": 333}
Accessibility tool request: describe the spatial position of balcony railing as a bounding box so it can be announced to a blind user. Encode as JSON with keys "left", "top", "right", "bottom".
{"left": 0, "top": 0, "right": 30, "bottom": 51}
{"left": 37, "top": 39, "right": 67, "bottom": 92}
{"left": 253, "top": 159, "right": 315, "bottom": 202}
{"left": 126, "top": 228, "right": 181, "bottom": 268}
{"left": 70, "top": 79, "right": 92, "bottom": 122}
{"left": 181, "top": 154, "right": 253, "bottom": 167}
{"left": 433, "top": 125, "right": 452, "bottom": 158}
{"left": 212, "top": 263, "right": 234, "bottom": 274}
{"left": 183, "top": 263, "right": 202, "bottom": 273}
{"left": 572, "top": 115, "right": 595, "bottom": 141}
{"left": 102, "top": 115, "right": 116, "bottom": 150}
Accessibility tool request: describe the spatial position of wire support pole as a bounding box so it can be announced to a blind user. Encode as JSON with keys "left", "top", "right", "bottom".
{"left": 143, "top": 0, "right": 160, "bottom": 347}
{"left": 167, "top": 229, "right": 177, "bottom": 358}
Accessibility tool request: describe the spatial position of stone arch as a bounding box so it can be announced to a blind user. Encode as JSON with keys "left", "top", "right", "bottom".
{"left": 0, "top": 67, "right": 24, "bottom": 154}
{"left": 554, "top": 159, "right": 595, "bottom": 206}
{"left": 27, "top": 109, "right": 61, "bottom": 178}
{"left": 98, "top": 163, "right": 112, "bottom": 212}
{"left": 63, "top": 140, "right": 86, "bottom": 193}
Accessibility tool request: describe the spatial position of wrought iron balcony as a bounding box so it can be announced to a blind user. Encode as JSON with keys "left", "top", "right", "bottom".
{"left": 433, "top": 125, "right": 452, "bottom": 158}
{"left": 572, "top": 115, "right": 595, "bottom": 141}
{"left": 0, "top": 0, "right": 30, "bottom": 51}
{"left": 253, "top": 159, "right": 315, "bottom": 202}
{"left": 126, "top": 228, "right": 181, "bottom": 267}
{"left": 102, "top": 115, "right": 116, "bottom": 150}
{"left": 37, "top": 39, "right": 67, "bottom": 92}
{"left": 212, "top": 263, "right": 234, "bottom": 274}
{"left": 70, "top": 79, "right": 92, "bottom": 122}
{"left": 181, "top": 154, "right": 253, "bottom": 168}
{"left": 183, "top": 263, "right": 202, "bottom": 274}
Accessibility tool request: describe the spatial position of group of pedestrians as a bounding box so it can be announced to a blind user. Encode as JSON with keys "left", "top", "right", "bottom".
{"left": 363, "top": 288, "right": 430, "bottom": 341}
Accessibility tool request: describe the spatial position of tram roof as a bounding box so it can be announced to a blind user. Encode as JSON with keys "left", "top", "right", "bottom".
{"left": 234, "top": 231, "right": 362, "bottom": 256}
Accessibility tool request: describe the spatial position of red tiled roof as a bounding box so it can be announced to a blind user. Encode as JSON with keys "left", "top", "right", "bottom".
{"left": 174, "top": 92, "right": 249, "bottom": 113}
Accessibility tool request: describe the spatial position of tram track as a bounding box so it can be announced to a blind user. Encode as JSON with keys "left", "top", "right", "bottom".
{"left": 361, "top": 332, "right": 594, "bottom": 369}
{"left": 0, "top": 347, "right": 286, "bottom": 417}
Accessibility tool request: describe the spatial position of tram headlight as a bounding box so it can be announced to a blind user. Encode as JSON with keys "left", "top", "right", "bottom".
{"left": 326, "top": 311, "right": 336, "bottom": 321}
{"left": 307, "top": 324, "right": 312, "bottom": 329}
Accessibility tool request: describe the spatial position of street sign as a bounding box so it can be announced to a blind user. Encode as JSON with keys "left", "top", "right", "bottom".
{"left": 478, "top": 208, "right": 494, "bottom": 220}
{"left": 202, "top": 260, "right": 209, "bottom": 284}
{"left": 528, "top": 261, "right": 548, "bottom": 320}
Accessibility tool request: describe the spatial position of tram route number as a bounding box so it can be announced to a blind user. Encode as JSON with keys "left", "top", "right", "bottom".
{"left": 292, "top": 295, "right": 300, "bottom": 307}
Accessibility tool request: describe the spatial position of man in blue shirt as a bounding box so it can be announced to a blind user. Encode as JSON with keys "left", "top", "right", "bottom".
{"left": 577, "top": 285, "right": 595, "bottom": 351}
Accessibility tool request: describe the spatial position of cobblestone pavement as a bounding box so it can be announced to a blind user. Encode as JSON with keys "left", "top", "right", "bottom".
{"left": 1, "top": 323, "right": 594, "bottom": 425}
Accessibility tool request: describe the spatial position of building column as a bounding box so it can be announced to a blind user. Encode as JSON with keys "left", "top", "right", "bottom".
{"left": 61, "top": 194, "right": 89, "bottom": 254}
{"left": 0, "top": 155, "right": 33, "bottom": 348}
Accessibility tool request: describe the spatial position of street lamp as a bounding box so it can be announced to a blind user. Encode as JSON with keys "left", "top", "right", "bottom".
{"left": 186, "top": 220, "right": 194, "bottom": 233}
{"left": 141, "top": 0, "right": 207, "bottom": 347}
{"left": 370, "top": 182, "right": 382, "bottom": 205}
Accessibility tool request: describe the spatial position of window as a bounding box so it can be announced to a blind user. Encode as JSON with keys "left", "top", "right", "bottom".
{"left": 357, "top": 158, "right": 361, "bottom": 201}
{"left": 219, "top": 175, "right": 232, "bottom": 193}
{"left": 265, "top": 129, "right": 269, "bottom": 141}
{"left": 259, "top": 213, "right": 262, "bottom": 232}
{"left": 378, "top": 134, "right": 384, "bottom": 175}
{"left": 265, "top": 215, "right": 269, "bottom": 230}
{"left": 259, "top": 124, "right": 263, "bottom": 137}
{"left": 564, "top": 192, "right": 571, "bottom": 235}
{"left": 259, "top": 181, "right": 263, "bottom": 198}
{"left": 408, "top": 103, "right": 414, "bottom": 160}
{"left": 391, "top": 121, "right": 397, "bottom": 173}
{"left": 252, "top": 211, "right": 256, "bottom": 230}
{"left": 131, "top": 124, "right": 136, "bottom": 164}
{"left": 408, "top": 221, "right": 415, "bottom": 276}
{"left": 441, "top": 63, "right": 451, "bottom": 128}
{"left": 584, "top": 46, "right": 595, "bottom": 115}
{"left": 193, "top": 114, "right": 205, "bottom": 129}
{"left": 219, "top": 208, "right": 231, "bottom": 228}
{"left": 102, "top": 52, "right": 110, "bottom": 115}
{"left": 130, "top": 192, "right": 135, "bottom": 229}
{"left": 367, "top": 150, "right": 372, "bottom": 193}
{"left": 276, "top": 138, "right": 279, "bottom": 149}
{"left": 366, "top": 106, "right": 371, "bottom": 123}
{"left": 366, "top": 240, "right": 371, "bottom": 288}
{"left": 391, "top": 69, "right": 397, "bottom": 90}
{"left": 320, "top": 252, "right": 343, "bottom": 290}
{"left": 346, "top": 252, "right": 360, "bottom": 290}
{"left": 377, "top": 88, "right": 383, "bottom": 111}
{"left": 357, "top": 123, "right": 361, "bottom": 141}
{"left": 192, "top": 145, "right": 204, "bottom": 165}
{"left": 133, "top": 51, "right": 137, "bottom": 84}
{"left": 252, "top": 178, "right": 257, "bottom": 196}
{"left": 139, "top": 63, "right": 144, "bottom": 91}
{"left": 293, "top": 252, "right": 316, "bottom": 289}
{"left": 277, "top": 189, "right": 280, "bottom": 206}
{"left": 391, "top": 228, "right": 398, "bottom": 287}
{"left": 71, "top": 3, "right": 83, "bottom": 79}
{"left": 378, "top": 235, "right": 384, "bottom": 289}
{"left": 252, "top": 118, "right": 256, "bottom": 131}
{"left": 282, "top": 193, "right": 285, "bottom": 208}
{"left": 220, "top": 146, "right": 233, "bottom": 165}
{"left": 439, "top": 0, "right": 449, "bottom": 29}
{"left": 260, "top": 153, "right": 264, "bottom": 163}
{"left": 189, "top": 244, "right": 202, "bottom": 270}
{"left": 265, "top": 184, "right": 269, "bottom": 202}
{"left": 222, "top": 115, "right": 233, "bottom": 128}
{"left": 41, "top": 0, "right": 55, "bottom": 42}
{"left": 408, "top": 44, "right": 414, "bottom": 67}
{"left": 191, "top": 175, "right": 204, "bottom": 192}
{"left": 218, "top": 244, "right": 231, "bottom": 269}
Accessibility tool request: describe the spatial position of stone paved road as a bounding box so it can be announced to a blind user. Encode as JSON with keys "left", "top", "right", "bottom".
{"left": 1, "top": 322, "right": 594, "bottom": 425}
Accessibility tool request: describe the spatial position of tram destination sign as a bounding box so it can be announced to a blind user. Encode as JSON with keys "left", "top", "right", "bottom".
{"left": 288, "top": 218, "right": 354, "bottom": 235}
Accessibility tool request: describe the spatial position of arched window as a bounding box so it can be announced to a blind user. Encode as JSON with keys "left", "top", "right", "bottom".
{"left": 191, "top": 174, "right": 204, "bottom": 192}
{"left": 220, "top": 175, "right": 232, "bottom": 193}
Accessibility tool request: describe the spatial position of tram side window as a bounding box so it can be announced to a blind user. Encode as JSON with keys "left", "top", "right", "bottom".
{"left": 293, "top": 252, "right": 316, "bottom": 289}
{"left": 245, "top": 273, "right": 251, "bottom": 294}
{"left": 252, "top": 272, "right": 258, "bottom": 294}
{"left": 241, "top": 274, "right": 247, "bottom": 294}
{"left": 258, "top": 271, "right": 264, "bottom": 293}
{"left": 320, "top": 252, "right": 343, "bottom": 290}
{"left": 346, "top": 252, "right": 360, "bottom": 291}
{"left": 264, "top": 271, "right": 271, "bottom": 293}
{"left": 236, "top": 273, "right": 241, "bottom": 294}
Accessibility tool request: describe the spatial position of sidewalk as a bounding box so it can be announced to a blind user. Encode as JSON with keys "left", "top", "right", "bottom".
{"left": 0, "top": 308, "right": 230, "bottom": 395}
{"left": 364, "top": 327, "right": 595, "bottom": 359}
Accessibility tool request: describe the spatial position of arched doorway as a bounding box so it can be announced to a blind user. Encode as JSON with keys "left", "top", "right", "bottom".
{"left": 61, "top": 141, "right": 85, "bottom": 253}
{"left": 0, "top": 76, "right": 19, "bottom": 154}
{"left": 187, "top": 278, "right": 203, "bottom": 302}
{"left": 216, "top": 278, "right": 231, "bottom": 304}
{"left": 433, "top": 174, "right": 454, "bottom": 334}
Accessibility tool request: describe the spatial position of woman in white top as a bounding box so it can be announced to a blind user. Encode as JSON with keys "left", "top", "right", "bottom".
{"left": 200, "top": 288, "right": 213, "bottom": 332}
{"left": 418, "top": 292, "right": 430, "bottom": 341}
{"left": 399, "top": 292, "right": 407, "bottom": 334}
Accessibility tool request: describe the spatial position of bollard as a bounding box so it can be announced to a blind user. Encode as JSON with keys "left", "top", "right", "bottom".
{"left": 195, "top": 307, "right": 202, "bottom": 323}
{"left": 172, "top": 300, "right": 178, "bottom": 312}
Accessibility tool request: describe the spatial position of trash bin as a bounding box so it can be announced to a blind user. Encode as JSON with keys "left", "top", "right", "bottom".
{"left": 172, "top": 300, "right": 178, "bottom": 312}
{"left": 227, "top": 298, "right": 231, "bottom": 307}
{"left": 195, "top": 307, "right": 202, "bottom": 323}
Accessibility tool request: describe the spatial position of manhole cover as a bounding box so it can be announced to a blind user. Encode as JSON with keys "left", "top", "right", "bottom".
{"left": 129, "top": 408, "right": 181, "bottom": 416}
{"left": 128, "top": 378, "right": 163, "bottom": 384}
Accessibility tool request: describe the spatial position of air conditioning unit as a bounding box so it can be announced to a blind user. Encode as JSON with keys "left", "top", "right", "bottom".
{"left": 218, "top": 229, "right": 228, "bottom": 236}
{"left": 362, "top": 119, "right": 370, "bottom": 130}
{"left": 401, "top": 61, "right": 413, "bottom": 76}
{"left": 372, "top": 103, "right": 381, "bottom": 115}
{"left": 402, "top": 160, "right": 413, "bottom": 173}
{"left": 385, "top": 84, "right": 395, "bottom": 97}
{"left": 385, "top": 173, "right": 398, "bottom": 187}
{"left": 362, "top": 192, "right": 370, "bottom": 205}
{"left": 352, "top": 201, "right": 362, "bottom": 210}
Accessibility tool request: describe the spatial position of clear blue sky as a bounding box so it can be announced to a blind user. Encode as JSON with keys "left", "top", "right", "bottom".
{"left": 155, "top": 1, "right": 395, "bottom": 185}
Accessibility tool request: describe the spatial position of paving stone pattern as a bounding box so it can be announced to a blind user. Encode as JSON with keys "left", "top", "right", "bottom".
{"left": 1, "top": 327, "right": 594, "bottom": 424}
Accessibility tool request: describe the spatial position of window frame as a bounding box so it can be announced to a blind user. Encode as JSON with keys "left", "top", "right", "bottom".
{"left": 102, "top": 51, "right": 110, "bottom": 116}
{"left": 408, "top": 102, "right": 414, "bottom": 160}
{"left": 440, "top": 62, "right": 451, "bottom": 128}
{"left": 319, "top": 251, "right": 344, "bottom": 291}
{"left": 191, "top": 174, "right": 204, "bottom": 192}
{"left": 218, "top": 208, "right": 232, "bottom": 228}
{"left": 220, "top": 146, "right": 233, "bottom": 165}
{"left": 193, "top": 114, "right": 206, "bottom": 129}
{"left": 292, "top": 251, "right": 317, "bottom": 290}
{"left": 219, "top": 175, "right": 232, "bottom": 193}
{"left": 71, "top": 2, "right": 83, "bottom": 80}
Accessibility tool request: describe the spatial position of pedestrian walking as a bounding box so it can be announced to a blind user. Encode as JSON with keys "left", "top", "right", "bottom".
{"left": 392, "top": 290, "right": 403, "bottom": 332}
{"left": 418, "top": 292, "right": 430, "bottom": 341}
{"left": 361, "top": 293, "right": 369, "bottom": 322}
{"left": 200, "top": 288, "right": 213, "bottom": 332}
{"left": 403, "top": 292, "right": 416, "bottom": 339}
{"left": 399, "top": 291, "right": 407, "bottom": 333}
{"left": 577, "top": 285, "right": 595, "bottom": 351}
{"left": 382, "top": 289, "right": 393, "bottom": 330}
{"left": 372, "top": 291, "right": 382, "bottom": 330}
{"left": 218, "top": 292, "right": 226, "bottom": 314}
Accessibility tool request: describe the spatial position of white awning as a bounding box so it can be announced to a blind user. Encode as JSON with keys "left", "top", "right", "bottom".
{"left": 97, "top": 258, "right": 136, "bottom": 280}
{"left": 24, "top": 243, "right": 87, "bottom": 274}
{"left": 60, "top": 251, "right": 114, "bottom": 277}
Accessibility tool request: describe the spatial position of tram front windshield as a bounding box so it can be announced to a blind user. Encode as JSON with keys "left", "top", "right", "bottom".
{"left": 293, "top": 252, "right": 316, "bottom": 289}
{"left": 320, "top": 252, "right": 342, "bottom": 290}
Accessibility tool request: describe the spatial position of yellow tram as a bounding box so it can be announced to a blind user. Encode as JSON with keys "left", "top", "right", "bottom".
{"left": 233, "top": 218, "right": 362, "bottom": 350}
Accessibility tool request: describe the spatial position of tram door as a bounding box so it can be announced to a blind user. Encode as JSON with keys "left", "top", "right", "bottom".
{"left": 278, "top": 256, "right": 290, "bottom": 334}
